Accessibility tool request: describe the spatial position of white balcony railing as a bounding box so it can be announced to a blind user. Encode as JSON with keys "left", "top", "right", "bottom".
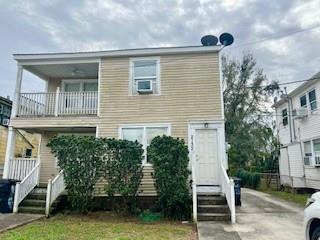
{"left": 8, "top": 158, "right": 38, "bottom": 180}
{"left": 46, "top": 170, "right": 65, "bottom": 217}
{"left": 221, "top": 165, "right": 236, "bottom": 224}
{"left": 18, "top": 90, "right": 98, "bottom": 116}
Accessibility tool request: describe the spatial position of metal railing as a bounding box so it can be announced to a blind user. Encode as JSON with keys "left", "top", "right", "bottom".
{"left": 13, "top": 162, "right": 40, "bottom": 213}
{"left": 220, "top": 165, "right": 236, "bottom": 224}
{"left": 18, "top": 89, "right": 98, "bottom": 116}
{"left": 8, "top": 158, "right": 38, "bottom": 180}
{"left": 45, "top": 170, "right": 65, "bottom": 217}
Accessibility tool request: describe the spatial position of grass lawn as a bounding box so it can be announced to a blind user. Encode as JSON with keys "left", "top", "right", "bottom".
{"left": 259, "top": 186, "right": 311, "bottom": 206}
{"left": 0, "top": 212, "right": 197, "bottom": 240}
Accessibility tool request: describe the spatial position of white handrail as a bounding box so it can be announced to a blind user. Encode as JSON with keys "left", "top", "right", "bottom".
{"left": 8, "top": 158, "right": 38, "bottom": 180}
{"left": 220, "top": 165, "right": 236, "bottom": 223}
{"left": 191, "top": 162, "right": 197, "bottom": 222}
{"left": 45, "top": 170, "right": 65, "bottom": 217}
{"left": 13, "top": 162, "right": 40, "bottom": 213}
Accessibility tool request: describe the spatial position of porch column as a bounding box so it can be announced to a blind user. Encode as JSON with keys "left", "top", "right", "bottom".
{"left": 11, "top": 65, "right": 23, "bottom": 118}
{"left": 3, "top": 127, "right": 16, "bottom": 179}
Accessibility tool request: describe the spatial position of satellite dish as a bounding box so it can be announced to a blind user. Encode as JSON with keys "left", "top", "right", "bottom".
{"left": 219, "top": 33, "right": 234, "bottom": 46}
{"left": 201, "top": 35, "right": 218, "bottom": 46}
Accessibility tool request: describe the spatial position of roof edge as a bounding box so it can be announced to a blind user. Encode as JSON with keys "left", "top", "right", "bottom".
{"left": 13, "top": 45, "right": 222, "bottom": 62}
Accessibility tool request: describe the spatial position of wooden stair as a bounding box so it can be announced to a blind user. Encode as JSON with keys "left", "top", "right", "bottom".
{"left": 18, "top": 183, "right": 66, "bottom": 215}
{"left": 197, "top": 193, "right": 231, "bottom": 222}
{"left": 19, "top": 186, "right": 47, "bottom": 215}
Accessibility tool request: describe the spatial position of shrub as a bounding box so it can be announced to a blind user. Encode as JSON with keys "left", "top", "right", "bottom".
{"left": 148, "top": 136, "right": 191, "bottom": 220}
{"left": 236, "top": 169, "right": 261, "bottom": 189}
{"left": 102, "top": 138, "right": 144, "bottom": 215}
{"left": 47, "top": 135, "right": 104, "bottom": 213}
{"left": 47, "top": 136, "right": 144, "bottom": 214}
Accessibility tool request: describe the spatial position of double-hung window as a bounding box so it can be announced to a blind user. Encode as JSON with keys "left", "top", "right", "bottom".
{"left": 308, "top": 89, "right": 317, "bottom": 111}
{"left": 121, "top": 125, "right": 170, "bottom": 164}
{"left": 282, "top": 108, "right": 288, "bottom": 126}
{"left": 300, "top": 95, "right": 307, "bottom": 108}
{"left": 304, "top": 141, "right": 312, "bottom": 165}
{"left": 130, "top": 58, "right": 160, "bottom": 95}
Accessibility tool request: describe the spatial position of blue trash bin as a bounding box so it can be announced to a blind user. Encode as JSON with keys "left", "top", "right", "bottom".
{"left": 0, "top": 179, "right": 18, "bottom": 213}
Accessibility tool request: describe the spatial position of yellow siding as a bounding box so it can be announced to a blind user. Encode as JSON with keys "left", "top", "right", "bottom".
{"left": 10, "top": 52, "right": 222, "bottom": 196}
{"left": 39, "top": 132, "right": 59, "bottom": 182}
{"left": 0, "top": 126, "right": 40, "bottom": 165}
{"left": 98, "top": 52, "right": 222, "bottom": 140}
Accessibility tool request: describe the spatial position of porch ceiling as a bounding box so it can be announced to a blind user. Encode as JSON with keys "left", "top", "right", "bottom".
{"left": 20, "top": 127, "right": 96, "bottom": 134}
{"left": 24, "top": 62, "right": 99, "bottom": 79}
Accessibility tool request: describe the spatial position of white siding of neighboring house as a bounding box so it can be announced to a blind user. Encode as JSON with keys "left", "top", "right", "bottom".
{"left": 276, "top": 78, "right": 320, "bottom": 189}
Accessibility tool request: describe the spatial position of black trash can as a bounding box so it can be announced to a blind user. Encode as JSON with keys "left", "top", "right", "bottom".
{"left": 0, "top": 179, "right": 18, "bottom": 213}
{"left": 232, "top": 177, "right": 241, "bottom": 206}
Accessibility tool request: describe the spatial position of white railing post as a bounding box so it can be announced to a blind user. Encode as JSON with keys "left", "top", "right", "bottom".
{"left": 13, "top": 183, "right": 20, "bottom": 213}
{"left": 45, "top": 179, "right": 52, "bottom": 217}
{"left": 191, "top": 162, "right": 197, "bottom": 222}
{"left": 230, "top": 179, "right": 236, "bottom": 224}
{"left": 54, "top": 87, "right": 60, "bottom": 116}
{"left": 3, "top": 127, "right": 16, "bottom": 179}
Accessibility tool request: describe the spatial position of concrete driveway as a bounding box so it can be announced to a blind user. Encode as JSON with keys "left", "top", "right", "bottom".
{"left": 198, "top": 188, "right": 304, "bottom": 240}
{"left": 0, "top": 213, "right": 43, "bottom": 233}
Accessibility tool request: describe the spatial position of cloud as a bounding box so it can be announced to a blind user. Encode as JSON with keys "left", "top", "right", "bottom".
{"left": 0, "top": 0, "right": 319, "bottom": 98}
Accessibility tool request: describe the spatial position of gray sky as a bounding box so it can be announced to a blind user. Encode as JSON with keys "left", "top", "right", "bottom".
{"left": 0, "top": 0, "right": 319, "bottom": 98}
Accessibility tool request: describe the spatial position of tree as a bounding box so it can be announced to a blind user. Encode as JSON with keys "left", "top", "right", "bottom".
{"left": 222, "top": 53, "right": 279, "bottom": 173}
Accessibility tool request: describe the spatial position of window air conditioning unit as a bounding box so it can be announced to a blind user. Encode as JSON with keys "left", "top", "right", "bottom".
{"left": 137, "top": 80, "right": 153, "bottom": 94}
{"left": 2, "top": 119, "right": 9, "bottom": 126}
{"left": 292, "top": 108, "right": 308, "bottom": 119}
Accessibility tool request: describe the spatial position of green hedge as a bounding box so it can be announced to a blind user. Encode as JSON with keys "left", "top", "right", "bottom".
{"left": 236, "top": 169, "right": 261, "bottom": 189}
{"left": 47, "top": 136, "right": 144, "bottom": 214}
{"left": 148, "top": 136, "right": 191, "bottom": 220}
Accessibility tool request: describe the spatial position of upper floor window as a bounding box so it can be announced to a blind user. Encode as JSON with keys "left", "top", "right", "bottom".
{"left": 308, "top": 89, "right": 317, "bottom": 111}
{"left": 0, "top": 105, "right": 3, "bottom": 114}
{"left": 282, "top": 108, "right": 288, "bottom": 126}
{"left": 300, "top": 95, "right": 307, "bottom": 108}
{"left": 304, "top": 141, "right": 312, "bottom": 165}
{"left": 130, "top": 57, "right": 160, "bottom": 95}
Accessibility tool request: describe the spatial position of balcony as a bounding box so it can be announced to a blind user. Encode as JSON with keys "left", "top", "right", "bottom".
{"left": 17, "top": 90, "right": 98, "bottom": 117}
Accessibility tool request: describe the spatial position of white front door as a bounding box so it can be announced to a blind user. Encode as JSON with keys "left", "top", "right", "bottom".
{"left": 195, "top": 129, "right": 219, "bottom": 185}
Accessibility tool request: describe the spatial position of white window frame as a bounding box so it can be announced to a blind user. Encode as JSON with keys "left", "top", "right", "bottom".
{"left": 281, "top": 108, "right": 288, "bottom": 127}
{"left": 299, "top": 94, "right": 307, "bottom": 108}
{"left": 119, "top": 123, "right": 171, "bottom": 165}
{"left": 129, "top": 57, "right": 161, "bottom": 96}
{"left": 61, "top": 79, "right": 98, "bottom": 92}
{"left": 308, "top": 89, "right": 317, "bottom": 112}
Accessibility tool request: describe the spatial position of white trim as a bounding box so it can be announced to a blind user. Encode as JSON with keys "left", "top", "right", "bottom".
{"left": 3, "top": 127, "right": 16, "bottom": 178}
{"left": 129, "top": 56, "right": 161, "bottom": 96}
{"left": 118, "top": 123, "right": 171, "bottom": 165}
{"left": 14, "top": 46, "right": 222, "bottom": 62}
{"left": 17, "top": 58, "right": 100, "bottom": 66}
{"left": 188, "top": 121, "right": 226, "bottom": 186}
{"left": 12, "top": 65, "right": 23, "bottom": 118}
{"left": 218, "top": 50, "right": 225, "bottom": 120}
{"left": 97, "top": 58, "right": 102, "bottom": 116}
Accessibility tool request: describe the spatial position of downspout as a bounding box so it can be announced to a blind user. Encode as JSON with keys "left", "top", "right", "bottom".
{"left": 284, "top": 88, "right": 293, "bottom": 143}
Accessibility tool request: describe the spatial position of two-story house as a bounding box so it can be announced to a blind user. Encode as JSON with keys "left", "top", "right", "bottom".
{"left": 274, "top": 72, "right": 320, "bottom": 190}
{"left": 3, "top": 45, "right": 235, "bottom": 222}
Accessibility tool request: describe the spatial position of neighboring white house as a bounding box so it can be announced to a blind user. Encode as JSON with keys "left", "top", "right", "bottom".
{"left": 274, "top": 72, "right": 320, "bottom": 190}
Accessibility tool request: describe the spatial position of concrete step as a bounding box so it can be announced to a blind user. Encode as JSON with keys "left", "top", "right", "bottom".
{"left": 31, "top": 187, "right": 47, "bottom": 194}
{"left": 21, "top": 199, "right": 46, "bottom": 208}
{"left": 197, "top": 213, "right": 231, "bottom": 222}
{"left": 197, "top": 196, "right": 227, "bottom": 205}
{"left": 198, "top": 204, "right": 229, "bottom": 213}
{"left": 27, "top": 192, "right": 47, "bottom": 201}
{"left": 18, "top": 206, "right": 45, "bottom": 215}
